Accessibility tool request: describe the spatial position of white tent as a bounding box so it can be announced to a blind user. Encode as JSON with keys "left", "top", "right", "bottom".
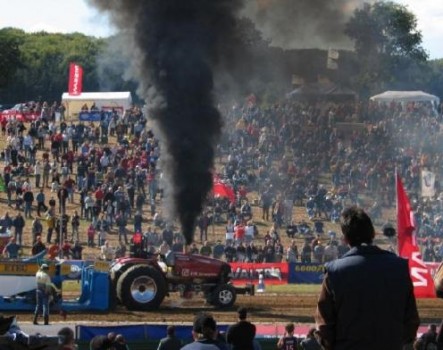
{"left": 61, "top": 91, "right": 132, "bottom": 117}
{"left": 370, "top": 90, "right": 440, "bottom": 105}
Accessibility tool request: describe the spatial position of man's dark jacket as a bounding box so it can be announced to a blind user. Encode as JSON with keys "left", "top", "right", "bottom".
{"left": 316, "top": 245, "right": 420, "bottom": 350}
{"left": 157, "top": 335, "right": 182, "bottom": 350}
{"left": 226, "top": 320, "right": 256, "bottom": 350}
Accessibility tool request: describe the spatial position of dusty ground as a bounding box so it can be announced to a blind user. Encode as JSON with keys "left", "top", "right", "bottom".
{"left": 8, "top": 293, "right": 443, "bottom": 326}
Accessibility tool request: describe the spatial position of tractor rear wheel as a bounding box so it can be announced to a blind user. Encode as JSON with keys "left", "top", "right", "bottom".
{"left": 211, "top": 284, "right": 236, "bottom": 308}
{"left": 116, "top": 265, "right": 167, "bottom": 311}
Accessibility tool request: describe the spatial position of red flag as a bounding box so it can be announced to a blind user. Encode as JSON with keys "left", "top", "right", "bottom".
{"left": 396, "top": 173, "right": 436, "bottom": 298}
{"left": 213, "top": 182, "right": 235, "bottom": 203}
{"left": 68, "top": 63, "right": 83, "bottom": 96}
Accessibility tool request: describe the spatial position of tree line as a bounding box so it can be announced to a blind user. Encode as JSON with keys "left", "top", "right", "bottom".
{"left": 0, "top": 1, "right": 442, "bottom": 105}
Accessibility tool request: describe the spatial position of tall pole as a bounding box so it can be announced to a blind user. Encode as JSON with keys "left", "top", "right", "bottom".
{"left": 212, "top": 200, "right": 215, "bottom": 240}
{"left": 59, "top": 190, "right": 64, "bottom": 258}
{"left": 59, "top": 215, "right": 63, "bottom": 258}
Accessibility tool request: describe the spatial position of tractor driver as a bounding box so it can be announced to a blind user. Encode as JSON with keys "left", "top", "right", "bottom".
{"left": 34, "top": 263, "right": 58, "bottom": 325}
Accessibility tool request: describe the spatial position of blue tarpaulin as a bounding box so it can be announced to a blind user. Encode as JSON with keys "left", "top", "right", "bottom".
{"left": 76, "top": 324, "right": 230, "bottom": 341}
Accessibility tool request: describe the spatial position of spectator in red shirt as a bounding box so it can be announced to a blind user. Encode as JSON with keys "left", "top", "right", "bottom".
{"left": 234, "top": 222, "right": 245, "bottom": 244}
{"left": 47, "top": 240, "right": 60, "bottom": 260}
{"left": 95, "top": 186, "right": 105, "bottom": 209}
{"left": 61, "top": 240, "right": 72, "bottom": 259}
{"left": 87, "top": 223, "right": 96, "bottom": 247}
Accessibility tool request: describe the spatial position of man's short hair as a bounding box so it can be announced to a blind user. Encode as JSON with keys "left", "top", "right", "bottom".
{"left": 167, "top": 325, "right": 176, "bottom": 336}
{"left": 193, "top": 313, "right": 217, "bottom": 335}
{"left": 237, "top": 307, "right": 248, "bottom": 320}
{"left": 340, "top": 206, "right": 375, "bottom": 246}
{"left": 285, "top": 323, "right": 295, "bottom": 334}
{"left": 89, "top": 335, "right": 112, "bottom": 350}
{"left": 58, "top": 327, "right": 74, "bottom": 345}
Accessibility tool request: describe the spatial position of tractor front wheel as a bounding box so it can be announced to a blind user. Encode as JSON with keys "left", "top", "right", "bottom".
{"left": 116, "top": 265, "right": 167, "bottom": 311}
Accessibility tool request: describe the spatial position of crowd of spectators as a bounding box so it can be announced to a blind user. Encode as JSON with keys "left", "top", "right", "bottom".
{"left": 213, "top": 97, "right": 443, "bottom": 262}
{"left": 0, "top": 96, "right": 443, "bottom": 264}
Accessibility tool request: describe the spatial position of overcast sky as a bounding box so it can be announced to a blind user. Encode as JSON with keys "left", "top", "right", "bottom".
{"left": 0, "top": 0, "right": 441, "bottom": 59}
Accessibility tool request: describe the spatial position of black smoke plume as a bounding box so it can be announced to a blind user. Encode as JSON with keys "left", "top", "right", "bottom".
{"left": 88, "top": 1, "right": 243, "bottom": 244}
{"left": 242, "top": 0, "right": 372, "bottom": 50}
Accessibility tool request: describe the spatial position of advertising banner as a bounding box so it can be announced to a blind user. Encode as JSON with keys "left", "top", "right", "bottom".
{"left": 0, "top": 112, "right": 39, "bottom": 122}
{"left": 421, "top": 170, "right": 436, "bottom": 198}
{"left": 229, "top": 262, "right": 288, "bottom": 285}
{"left": 397, "top": 173, "right": 436, "bottom": 298}
{"left": 68, "top": 62, "right": 83, "bottom": 96}
{"left": 288, "top": 262, "right": 324, "bottom": 284}
{"left": 74, "top": 324, "right": 432, "bottom": 342}
{"left": 78, "top": 111, "right": 111, "bottom": 122}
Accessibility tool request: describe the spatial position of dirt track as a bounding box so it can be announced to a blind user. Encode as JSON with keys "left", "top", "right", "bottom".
{"left": 9, "top": 292, "right": 443, "bottom": 326}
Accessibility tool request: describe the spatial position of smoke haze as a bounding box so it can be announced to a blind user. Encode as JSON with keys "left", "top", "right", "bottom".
{"left": 87, "top": 0, "right": 373, "bottom": 244}
{"left": 242, "top": 0, "right": 372, "bottom": 50}
{"left": 88, "top": 0, "right": 243, "bottom": 244}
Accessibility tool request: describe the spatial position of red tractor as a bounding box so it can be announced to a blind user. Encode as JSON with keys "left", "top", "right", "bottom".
{"left": 109, "top": 251, "right": 254, "bottom": 311}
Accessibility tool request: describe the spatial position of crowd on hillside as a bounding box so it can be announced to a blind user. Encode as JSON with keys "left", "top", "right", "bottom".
{"left": 0, "top": 96, "right": 443, "bottom": 262}
{"left": 215, "top": 97, "right": 443, "bottom": 261}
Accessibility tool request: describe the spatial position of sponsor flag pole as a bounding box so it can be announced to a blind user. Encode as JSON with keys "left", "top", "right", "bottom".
{"left": 396, "top": 171, "right": 436, "bottom": 298}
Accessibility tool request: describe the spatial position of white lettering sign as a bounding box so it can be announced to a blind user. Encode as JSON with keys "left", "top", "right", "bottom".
{"left": 411, "top": 251, "right": 429, "bottom": 287}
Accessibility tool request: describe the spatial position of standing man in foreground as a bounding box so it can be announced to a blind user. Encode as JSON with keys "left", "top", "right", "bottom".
{"left": 316, "top": 206, "right": 419, "bottom": 350}
{"left": 226, "top": 307, "right": 256, "bottom": 350}
{"left": 34, "top": 263, "right": 51, "bottom": 325}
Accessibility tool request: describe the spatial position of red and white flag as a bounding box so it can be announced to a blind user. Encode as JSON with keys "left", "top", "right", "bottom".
{"left": 396, "top": 173, "right": 436, "bottom": 298}
{"left": 68, "top": 62, "right": 83, "bottom": 96}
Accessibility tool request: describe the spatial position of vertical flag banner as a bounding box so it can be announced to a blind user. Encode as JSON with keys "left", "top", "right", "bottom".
{"left": 68, "top": 63, "right": 83, "bottom": 96}
{"left": 396, "top": 173, "right": 436, "bottom": 298}
{"left": 421, "top": 170, "right": 436, "bottom": 198}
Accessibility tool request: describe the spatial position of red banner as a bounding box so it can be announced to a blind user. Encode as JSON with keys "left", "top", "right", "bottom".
{"left": 213, "top": 181, "right": 235, "bottom": 203}
{"left": 229, "top": 262, "right": 288, "bottom": 285}
{"left": 396, "top": 174, "right": 436, "bottom": 298}
{"left": 0, "top": 113, "right": 39, "bottom": 123}
{"left": 68, "top": 62, "right": 83, "bottom": 96}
